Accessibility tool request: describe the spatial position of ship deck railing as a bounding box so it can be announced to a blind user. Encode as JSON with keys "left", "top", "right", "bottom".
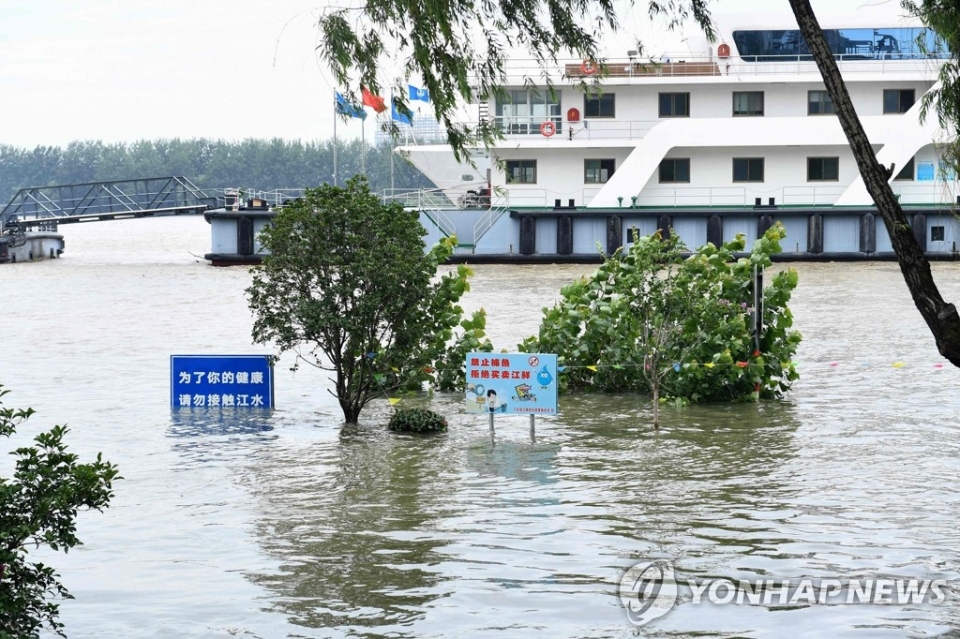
{"left": 495, "top": 184, "right": 960, "bottom": 210}
{"left": 483, "top": 52, "right": 947, "bottom": 85}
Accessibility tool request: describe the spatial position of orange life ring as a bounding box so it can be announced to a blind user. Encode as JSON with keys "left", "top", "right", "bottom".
{"left": 580, "top": 59, "right": 597, "bottom": 75}
{"left": 540, "top": 121, "right": 556, "bottom": 137}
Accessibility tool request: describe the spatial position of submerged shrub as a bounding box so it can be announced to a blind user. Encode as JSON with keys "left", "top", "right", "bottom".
{"left": 519, "top": 224, "right": 801, "bottom": 404}
{"left": 388, "top": 408, "right": 448, "bottom": 433}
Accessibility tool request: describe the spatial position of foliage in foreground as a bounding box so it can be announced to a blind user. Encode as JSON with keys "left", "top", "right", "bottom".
{"left": 246, "top": 176, "right": 490, "bottom": 423}
{"left": 319, "top": 0, "right": 714, "bottom": 163}
{"left": 520, "top": 225, "right": 801, "bottom": 404}
{"left": 387, "top": 408, "right": 449, "bottom": 433}
{"left": 0, "top": 386, "right": 119, "bottom": 639}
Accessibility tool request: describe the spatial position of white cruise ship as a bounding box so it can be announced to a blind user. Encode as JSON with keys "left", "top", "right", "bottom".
{"left": 399, "top": 1, "right": 960, "bottom": 261}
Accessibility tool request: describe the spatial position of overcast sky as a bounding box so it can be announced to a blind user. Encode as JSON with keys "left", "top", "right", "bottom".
{"left": 1, "top": 0, "right": 899, "bottom": 149}
{"left": 0, "top": 0, "right": 355, "bottom": 148}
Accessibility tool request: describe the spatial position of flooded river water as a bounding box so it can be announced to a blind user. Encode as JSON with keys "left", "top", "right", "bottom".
{"left": 3, "top": 216, "right": 960, "bottom": 638}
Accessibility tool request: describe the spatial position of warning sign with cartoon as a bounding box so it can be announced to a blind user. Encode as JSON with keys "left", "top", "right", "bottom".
{"left": 465, "top": 353, "right": 559, "bottom": 415}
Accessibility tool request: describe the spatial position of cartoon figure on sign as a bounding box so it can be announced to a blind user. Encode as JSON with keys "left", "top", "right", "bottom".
{"left": 487, "top": 389, "right": 507, "bottom": 413}
{"left": 537, "top": 365, "right": 553, "bottom": 388}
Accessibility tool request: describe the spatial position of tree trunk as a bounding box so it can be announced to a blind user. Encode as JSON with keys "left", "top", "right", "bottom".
{"left": 789, "top": 0, "right": 960, "bottom": 368}
{"left": 652, "top": 381, "right": 660, "bottom": 431}
{"left": 340, "top": 401, "right": 361, "bottom": 424}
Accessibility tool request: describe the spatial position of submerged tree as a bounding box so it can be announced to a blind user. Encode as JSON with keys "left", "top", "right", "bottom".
{"left": 520, "top": 225, "right": 802, "bottom": 426}
{"left": 320, "top": 0, "right": 960, "bottom": 369}
{"left": 0, "top": 385, "right": 119, "bottom": 639}
{"left": 246, "top": 176, "right": 488, "bottom": 423}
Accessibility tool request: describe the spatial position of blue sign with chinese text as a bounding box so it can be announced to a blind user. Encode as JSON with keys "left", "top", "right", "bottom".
{"left": 171, "top": 355, "right": 274, "bottom": 408}
{"left": 465, "top": 352, "right": 558, "bottom": 415}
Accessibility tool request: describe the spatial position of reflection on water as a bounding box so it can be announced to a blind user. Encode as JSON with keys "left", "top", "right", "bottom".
{"left": 242, "top": 423, "right": 455, "bottom": 634}
{"left": 168, "top": 408, "right": 276, "bottom": 438}
{"left": 238, "top": 396, "right": 808, "bottom": 636}
{"left": 3, "top": 219, "right": 960, "bottom": 637}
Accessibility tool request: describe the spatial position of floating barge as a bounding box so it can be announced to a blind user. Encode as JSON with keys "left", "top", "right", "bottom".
{"left": 203, "top": 199, "right": 960, "bottom": 265}
{"left": 0, "top": 221, "right": 64, "bottom": 264}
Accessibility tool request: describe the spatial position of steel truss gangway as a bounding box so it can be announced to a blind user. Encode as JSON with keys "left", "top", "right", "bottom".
{"left": 0, "top": 176, "right": 221, "bottom": 228}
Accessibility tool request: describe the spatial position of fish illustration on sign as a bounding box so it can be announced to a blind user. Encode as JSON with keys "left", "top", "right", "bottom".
{"left": 513, "top": 383, "right": 535, "bottom": 402}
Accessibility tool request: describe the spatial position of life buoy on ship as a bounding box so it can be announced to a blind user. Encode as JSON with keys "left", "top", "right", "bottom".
{"left": 540, "top": 121, "right": 556, "bottom": 137}
{"left": 580, "top": 60, "right": 597, "bottom": 75}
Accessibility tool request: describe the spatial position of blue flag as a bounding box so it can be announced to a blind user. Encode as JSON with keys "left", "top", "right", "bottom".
{"left": 409, "top": 84, "right": 430, "bottom": 102}
{"left": 392, "top": 103, "right": 412, "bottom": 125}
{"left": 335, "top": 92, "right": 366, "bottom": 119}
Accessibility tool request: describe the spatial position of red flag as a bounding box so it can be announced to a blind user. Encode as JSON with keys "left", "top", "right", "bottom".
{"left": 361, "top": 87, "right": 387, "bottom": 113}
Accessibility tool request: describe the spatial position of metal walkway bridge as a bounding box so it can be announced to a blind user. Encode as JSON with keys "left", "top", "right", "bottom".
{"left": 0, "top": 176, "right": 221, "bottom": 228}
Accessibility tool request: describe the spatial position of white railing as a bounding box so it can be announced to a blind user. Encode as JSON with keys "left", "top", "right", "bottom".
{"left": 383, "top": 183, "right": 960, "bottom": 213}
{"left": 425, "top": 209, "right": 457, "bottom": 237}
{"left": 894, "top": 182, "right": 960, "bottom": 205}
{"left": 633, "top": 187, "right": 748, "bottom": 208}
{"left": 494, "top": 117, "right": 659, "bottom": 142}
{"left": 480, "top": 53, "right": 946, "bottom": 85}
{"left": 782, "top": 186, "right": 846, "bottom": 207}
{"left": 473, "top": 202, "right": 509, "bottom": 241}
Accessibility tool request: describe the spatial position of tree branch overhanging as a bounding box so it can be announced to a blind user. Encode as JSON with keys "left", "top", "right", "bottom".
{"left": 788, "top": 0, "right": 960, "bottom": 368}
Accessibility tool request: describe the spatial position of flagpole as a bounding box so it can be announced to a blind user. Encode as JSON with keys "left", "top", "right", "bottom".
{"left": 361, "top": 116, "right": 367, "bottom": 176}
{"left": 333, "top": 96, "right": 338, "bottom": 187}
{"left": 390, "top": 91, "right": 395, "bottom": 193}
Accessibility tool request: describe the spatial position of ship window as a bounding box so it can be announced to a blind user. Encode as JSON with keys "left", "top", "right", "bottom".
{"left": 659, "top": 93, "right": 689, "bottom": 117}
{"left": 495, "top": 89, "right": 562, "bottom": 134}
{"left": 733, "top": 91, "right": 764, "bottom": 116}
{"left": 584, "top": 159, "right": 616, "bottom": 183}
{"left": 807, "top": 157, "right": 839, "bottom": 181}
{"left": 584, "top": 93, "right": 615, "bottom": 118}
{"left": 659, "top": 158, "right": 690, "bottom": 183}
{"left": 732, "top": 28, "right": 949, "bottom": 62}
{"left": 883, "top": 89, "right": 915, "bottom": 114}
{"left": 808, "top": 90, "right": 835, "bottom": 115}
{"left": 894, "top": 157, "right": 915, "bottom": 181}
{"left": 931, "top": 226, "right": 945, "bottom": 242}
{"left": 733, "top": 158, "right": 764, "bottom": 182}
{"left": 506, "top": 160, "right": 538, "bottom": 184}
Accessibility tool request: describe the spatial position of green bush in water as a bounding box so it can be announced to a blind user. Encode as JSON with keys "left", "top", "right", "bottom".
{"left": 388, "top": 408, "right": 448, "bottom": 433}
{"left": 519, "top": 223, "right": 801, "bottom": 404}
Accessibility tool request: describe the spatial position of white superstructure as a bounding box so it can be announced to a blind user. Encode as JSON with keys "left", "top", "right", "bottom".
{"left": 399, "top": 2, "right": 959, "bottom": 260}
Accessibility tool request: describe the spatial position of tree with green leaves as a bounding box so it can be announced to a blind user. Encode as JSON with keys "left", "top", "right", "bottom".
{"left": 246, "top": 176, "right": 489, "bottom": 423}
{"left": 0, "top": 385, "right": 119, "bottom": 639}
{"left": 520, "top": 226, "right": 801, "bottom": 426}
{"left": 320, "top": 0, "right": 960, "bottom": 369}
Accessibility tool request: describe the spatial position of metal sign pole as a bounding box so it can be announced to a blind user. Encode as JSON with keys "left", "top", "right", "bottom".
{"left": 529, "top": 414, "right": 536, "bottom": 442}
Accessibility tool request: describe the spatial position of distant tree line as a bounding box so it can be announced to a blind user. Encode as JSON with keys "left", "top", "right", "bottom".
{"left": 0, "top": 138, "right": 436, "bottom": 203}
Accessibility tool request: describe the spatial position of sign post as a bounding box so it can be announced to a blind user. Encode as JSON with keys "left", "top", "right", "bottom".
{"left": 171, "top": 355, "right": 275, "bottom": 409}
